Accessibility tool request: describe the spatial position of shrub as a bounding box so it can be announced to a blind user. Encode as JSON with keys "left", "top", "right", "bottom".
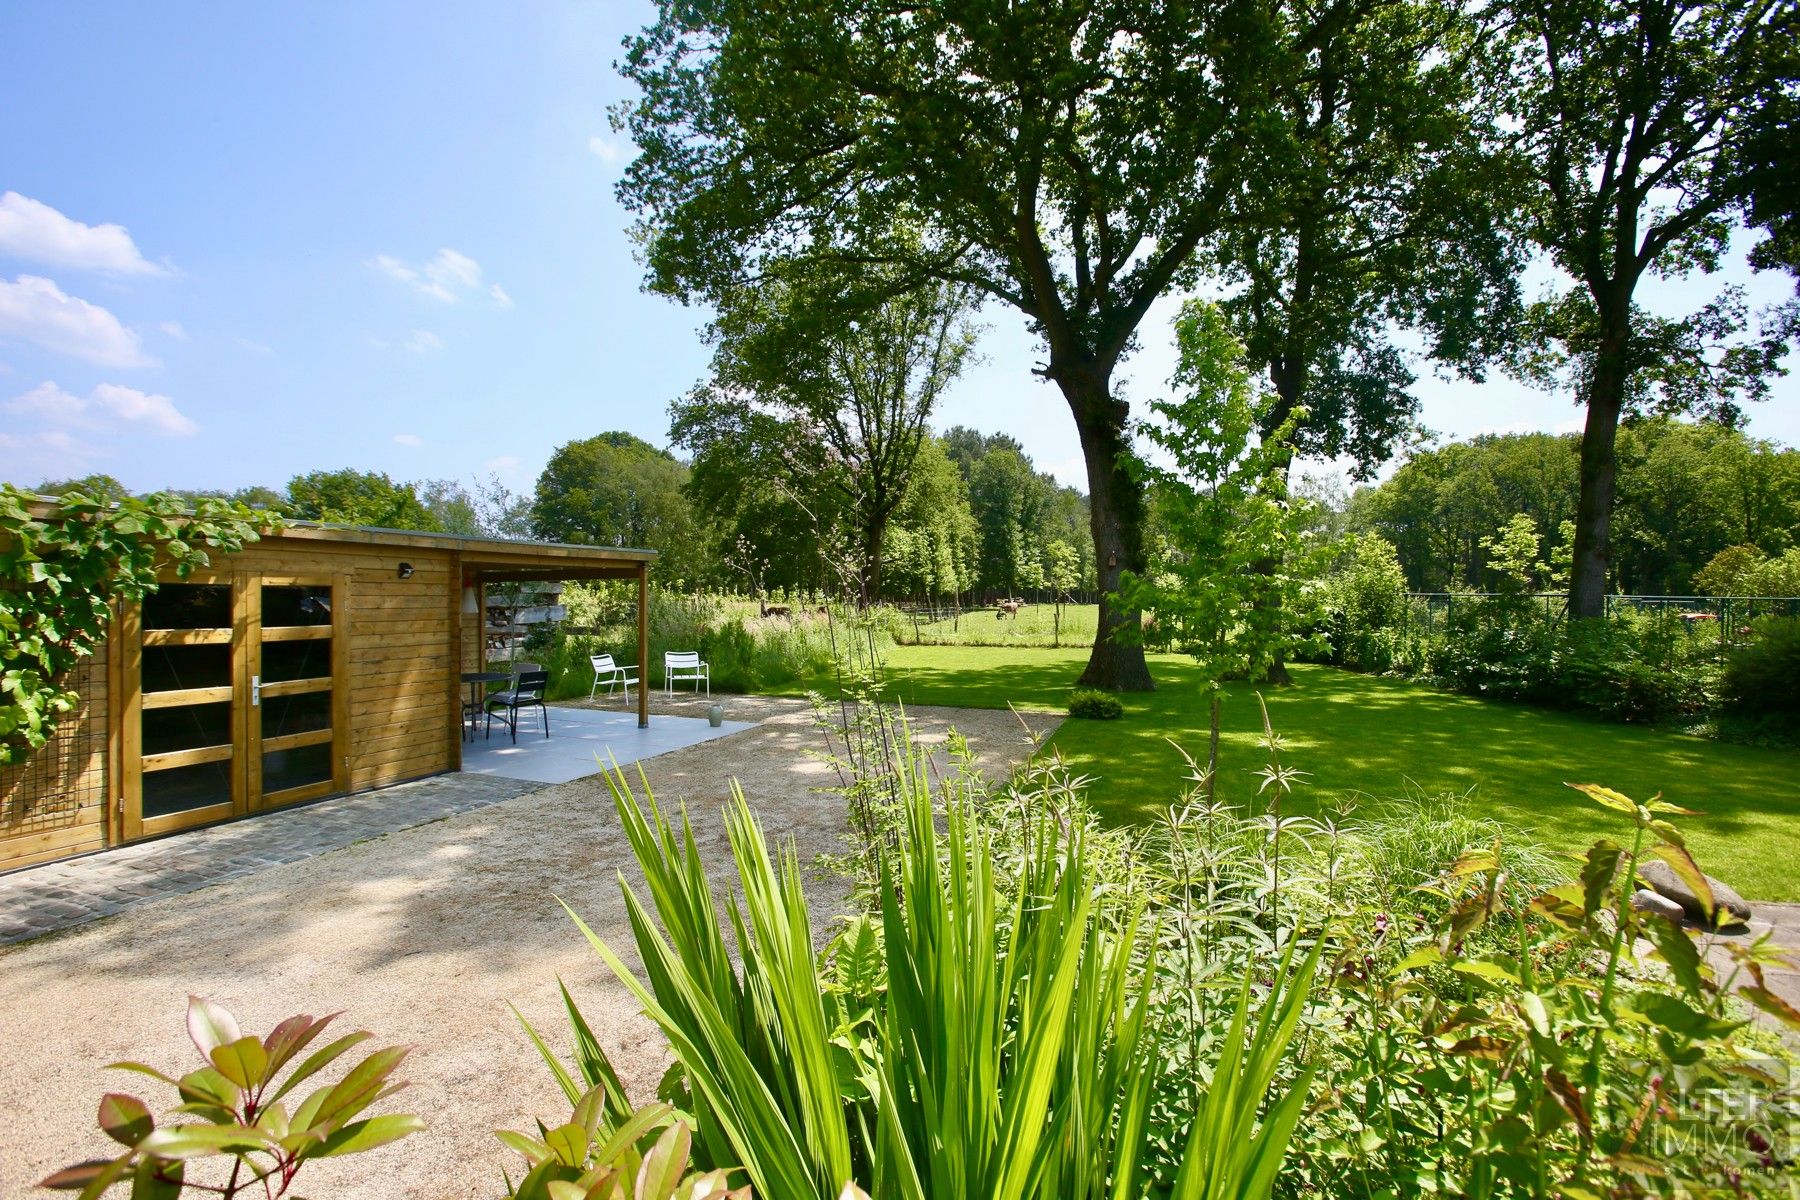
{"left": 1067, "top": 687, "right": 1123, "bottom": 719}
{"left": 40, "top": 997, "right": 420, "bottom": 1198}
{"left": 1306, "top": 535, "right": 1424, "bottom": 674}
{"left": 498, "top": 1090, "right": 748, "bottom": 1200}
{"left": 1695, "top": 543, "right": 1769, "bottom": 595}
{"left": 1719, "top": 617, "right": 1800, "bottom": 733}
{"left": 538, "top": 742, "right": 1320, "bottom": 1199}
{"left": 530, "top": 591, "right": 855, "bottom": 699}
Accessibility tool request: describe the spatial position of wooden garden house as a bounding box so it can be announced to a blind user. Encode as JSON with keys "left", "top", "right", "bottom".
{"left": 1, "top": 512, "right": 654, "bottom": 871}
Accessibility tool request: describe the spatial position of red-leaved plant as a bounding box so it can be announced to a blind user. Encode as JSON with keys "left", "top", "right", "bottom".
{"left": 39, "top": 995, "right": 421, "bottom": 1198}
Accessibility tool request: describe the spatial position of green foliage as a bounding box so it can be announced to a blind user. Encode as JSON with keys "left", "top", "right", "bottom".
{"left": 1308, "top": 533, "right": 1422, "bottom": 674}
{"left": 1067, "top": 688, "right": 1122, "bottom": 720}
{"left": 1304, "top": 785, "right": 1800, "bottom": 1196}
{"left": 1207, "top": 0, "right": 1515, "bottom": 476}
{"left": 534, "top": 591, "right": 847, "bottom": 700}
{"left": 34, "top": 473, "right": 132, "bottom": 503}
{"left": 1719, "top": 618, "right": 1800, "bottom": 736}
{"left": 1748, "top": 550, "right": 1800, "bottom": 597}
{"left": 499, "top": 1093, "right": 748, "bottom": 1200}
{"left": 283, "top": 468, "right": 436, "bottom": 530}
{"left": 532, "top": 433, "right": 713, "bottom": 586}
{"left": 881, "top": 437, "right": 980, "bottom": 600}
{"left": 1, "top": 485, "right": 275, "bottom": 767}
{"left": 1121, "top": 300, "right": 1325, "bottom": 684}
{"left": 39, "top": 996, "right": 421, "bottom": 1198}
{"left": 1696, "top": 543, "right": 1771, "bottom": 595}
{"left": 545, "top": 738, "right": 1318, "bottom": 1199}
{"left": 1351, "top": 422, "right": 1800, "bottom": 594}
{"left": 1480, "top": 513, "right": 1546, "bottom": 593}
{"left": 968, "top": 447, "right": 1050, "bottom": 596}
{"left": 672, "top": 263, "right": 978, "bottom": 601}
{"left": 1487, "top": 0, "right": 1796, "bottom": 615}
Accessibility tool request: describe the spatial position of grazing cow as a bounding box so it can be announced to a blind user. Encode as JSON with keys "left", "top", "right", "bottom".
{"left": 760, "top": 599, "right": 792, "bottom": 619}
{"left": 997, "top": 599, "right": 1023, "bottom": 619}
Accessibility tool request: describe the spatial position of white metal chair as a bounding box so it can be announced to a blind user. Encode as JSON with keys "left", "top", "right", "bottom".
{"left": 589, "top": 653, "right": 640, "bottom": 704}
{"left": 664, "top": 650, "right": 709, "bottom": 697}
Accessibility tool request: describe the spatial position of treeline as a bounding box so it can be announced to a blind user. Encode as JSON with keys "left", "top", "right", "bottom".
{"left": 30, "top": 470, "right": 532, "bottom": 543}
{"left": 531, "top": 426, "right": 1092, "bottom": 600}
{"left": 29, "top": 423, "right": 1094, "bottom": 604}
{"left": 1337, "top": 419, "right": 1800, "bottom": 595}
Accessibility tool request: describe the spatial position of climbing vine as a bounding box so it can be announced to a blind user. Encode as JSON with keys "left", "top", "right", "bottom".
{"left": 0, "top": 484, "right": 278, "bottom": 768}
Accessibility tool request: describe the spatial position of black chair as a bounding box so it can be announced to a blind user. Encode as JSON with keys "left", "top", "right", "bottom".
{"left": 485, "top": 669, "right": 550, "bottom": 743}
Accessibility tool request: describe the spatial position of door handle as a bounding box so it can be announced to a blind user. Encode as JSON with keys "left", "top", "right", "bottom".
{"left": 251, "top": 675, "right": 261, "bottom": 707}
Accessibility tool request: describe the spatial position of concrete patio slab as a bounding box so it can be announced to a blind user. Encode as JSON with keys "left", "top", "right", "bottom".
{"left": 461, "top": 706, "right": 755, "bottom": 784}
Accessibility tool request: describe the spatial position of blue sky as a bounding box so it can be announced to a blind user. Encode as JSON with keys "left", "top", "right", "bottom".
{"left": 1, "top": 1, "right": 1794, "bottom": 499}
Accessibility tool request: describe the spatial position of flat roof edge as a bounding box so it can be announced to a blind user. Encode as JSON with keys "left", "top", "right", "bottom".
{"left": 15, "top": 499, "right": 657, "bottom": 563}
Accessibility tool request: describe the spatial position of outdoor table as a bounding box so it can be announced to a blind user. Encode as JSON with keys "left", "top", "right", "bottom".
{"left": 460, "top": 671, "right": 513, "bottom": 741}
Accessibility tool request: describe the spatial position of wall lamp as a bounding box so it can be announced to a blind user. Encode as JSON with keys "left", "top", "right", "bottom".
{"left": 397, "top": 562, "right": 415, "bottom": 579}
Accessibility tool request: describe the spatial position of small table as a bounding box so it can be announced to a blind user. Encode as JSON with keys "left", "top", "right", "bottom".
{"left": 460, "top": 671, "right": 512, "bottom": 741}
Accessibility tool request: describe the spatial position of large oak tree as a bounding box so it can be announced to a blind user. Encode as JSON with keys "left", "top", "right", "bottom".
{"left": 1490, "top": 0, "right": 1796, "bottom": 617}
{"left": 615, "top": 0, "right": 1311, "bottom": 689}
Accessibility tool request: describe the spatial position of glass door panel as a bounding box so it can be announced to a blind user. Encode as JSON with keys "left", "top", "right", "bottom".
{"left": 127, "top": 579, "right": 243, "bottom": 835}
{"left": 251, "top": 579, "right": 343, "bottom": 808}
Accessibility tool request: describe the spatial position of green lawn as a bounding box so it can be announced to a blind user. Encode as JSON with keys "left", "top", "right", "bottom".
{"left": 894, "top": 602, "right": 1100, "bottom": 648}
{"left": 841, "top": 645, "right": 1800, "bottom": 902}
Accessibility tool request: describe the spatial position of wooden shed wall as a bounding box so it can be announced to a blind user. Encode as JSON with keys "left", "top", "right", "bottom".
{"left": 220, "top": 538, "right": 462, "bottom": 795}
{"left": 1, "top": 535, "right": 464, "bottom": 872}
{"left": 0, "top": 648, "right": 110, "bottom": 869}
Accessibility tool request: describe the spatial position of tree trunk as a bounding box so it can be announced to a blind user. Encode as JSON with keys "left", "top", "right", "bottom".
{"left": 1255, "top": 381, "right": 1301, "bottom": 685}
{"left": 859, "top": 511, "right": 886, "bottom": 608}
{"left": 1570, "top": 305, "right": 1631, "bottom": 620}
{"left": 1061, "top": 369, "right": 1154, "bottom": 692}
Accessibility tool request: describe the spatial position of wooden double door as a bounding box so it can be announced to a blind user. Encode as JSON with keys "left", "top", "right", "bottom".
{"left": 117, "top": 571, "right": 349, "bottom": 840}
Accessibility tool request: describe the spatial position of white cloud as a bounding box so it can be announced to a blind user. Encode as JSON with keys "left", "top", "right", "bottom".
{"left": 0, "top": 192, "right": 168, "bottom": 276}
{"left": 237, "top": 337, "right": 273, "bottom": 355}
{"left": 5, "top": 379, "right": 197, "bottom": 436}
{"left": 587, "top": 135, "right": 620, "bottom": 163}
{"left": 404, "top": 329, "right": 444, "bottom": 354}
{"left": 0, "top": 428, "right": 106, "bottom": 475}
{"left": 158, "top": 320, "right": 188, "bottom": 340}
{"left": 373, "top": 248, "right": 509, "bottom": 307}
{"left": 0, "top": 275, "right": 156, "bottom": 367}
{"left": 484, "top": 454, "right": 521, "bottom": 471}
{"left": 392, "top": 432, "right": 423, "bottom": 447}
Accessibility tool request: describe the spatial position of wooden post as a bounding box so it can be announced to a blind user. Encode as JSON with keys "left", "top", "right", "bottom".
{"left": 637, "top": 562, "right": 650, "bottom": 729}
{"left": 449, "top": 557, "right": 464, "bottom": 773}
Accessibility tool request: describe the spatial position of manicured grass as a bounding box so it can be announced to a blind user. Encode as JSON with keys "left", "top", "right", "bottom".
{"left": 857, "top": 645, "right": 1800, "bottom": 902}
{"left": 894, "top": 602, "right": 1101, "bottom": 648}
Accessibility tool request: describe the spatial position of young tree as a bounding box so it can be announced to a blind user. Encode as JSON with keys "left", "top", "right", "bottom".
{"left": 1490, "top": 0, "right": 1797, "bottom": 617}
{"left": 670, "top": 269, "right": 977, "bottom": 603}
{"left": 1119, "top": 301, "right": 1322, "bottom": 792}
{"left": 616, "top": 0, "right": 1328, "bottom": 690}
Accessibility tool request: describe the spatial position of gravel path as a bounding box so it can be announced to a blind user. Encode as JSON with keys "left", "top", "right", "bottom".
{"left": 0, "top": 697, "right": 1058, "bottom": 1199}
